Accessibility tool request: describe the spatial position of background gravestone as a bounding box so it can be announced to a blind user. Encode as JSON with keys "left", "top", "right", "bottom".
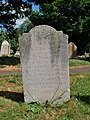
{"left": 19, "top": 25, "right": 70, "bottom": 104}
{"left": 14, "top": 47, "right": 20, "bottom": 57}
{"left": 68, "top": 42, "right": 77, "bottom": 58}
{"left": 1, "top": 40, "right": 10, "bottom": 56}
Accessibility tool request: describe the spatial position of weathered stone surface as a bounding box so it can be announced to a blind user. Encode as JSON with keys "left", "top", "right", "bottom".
{"left": 68, "top": 42, "right": 77, "bottom": 58}
{"left": 19, "top": 25, "right": 70, "bottom": 104}
{"left": 1, "top": 40, "right": 10, "bottom": 56}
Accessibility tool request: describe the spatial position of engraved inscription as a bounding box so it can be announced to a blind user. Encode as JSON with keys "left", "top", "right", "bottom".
{"left": 19, "top": 25, "right": 70, "bottom": 104}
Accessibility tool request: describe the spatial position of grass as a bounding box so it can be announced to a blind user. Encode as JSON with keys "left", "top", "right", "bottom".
{"left": 0, "top": 73, "right": 90, "bottom": 119}
{"left": 0, "top": 56, "right": 90, "bottom": 69}
{"left": 0, "top": 57, "right": 90, "bottom": 68}
{"left": 69, "top": 59, "right": 90, "bottom": 67}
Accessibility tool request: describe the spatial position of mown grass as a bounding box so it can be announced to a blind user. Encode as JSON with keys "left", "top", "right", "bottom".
{"left": 0, "top": 56, "right": 90, "bottom": 68}
{"left": 69, "top": 59, "right": 90, "bottom": 67}
{"left": 0, "top": 73, "right": 90, "bottom": 120}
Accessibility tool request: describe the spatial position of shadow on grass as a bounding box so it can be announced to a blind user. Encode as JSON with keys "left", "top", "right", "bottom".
{"left": 0, "top": 56, "right": 20, "bottom": 66}
{"left": 0, "top": 91, "right": 24, "bottom": 102}
{"left": 85, "top": 57, "right": 90, "bottom": 62}
{"left": 78, "top": 57, "right": 90, "bottom": 62}
{"left": 77, "top": 95, "right": 90, "bottom": 104}
{"left": 71, "top": 95, "right": 90, "bottom": 104}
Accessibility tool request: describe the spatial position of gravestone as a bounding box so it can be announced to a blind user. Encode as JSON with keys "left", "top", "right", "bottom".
{"left": 19, "top": 25, "right": 70, "bottom": 104}
{"left": 68, "top": 42, "right": 77, "bottom": 58}
{"left": 14, "top": 47, "right": 20, "bottom": 57}
{"left": 14, "top": 50, "right": 20, "bottom": 57}
{"left": 1, "top": 40, "right": 10, "bottom": 56}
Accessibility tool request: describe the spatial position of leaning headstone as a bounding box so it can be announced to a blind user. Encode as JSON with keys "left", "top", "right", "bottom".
{"left": 19, "top": 25, "right": 70, "bottom": 104}
{"left": 68, "top": 42, "right": 77, "bottom": 58}
{"left": 1, "top": 40, "right": 10, "bottom": 56}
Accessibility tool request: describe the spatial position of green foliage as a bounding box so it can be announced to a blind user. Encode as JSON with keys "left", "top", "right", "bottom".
{"left": 30, "top": 103, "right": 45, "bottom": 113}
{"left": 1, "top": 0, "right": 90, "bottom": 54}
{"left": 29, "top": 0, "right": 90, "bottom": 54}
{"left": 19, "top": 19, "right": 34, "bottom": 34}
{"left": 0, "top": 73, "right": 90, "bottom": 119}
{"left": 0, "top": 31, "right": 8, "bottom": 47}
{"left": 0, "top": 0, "right": 32, "bottom": 33}
{"left": 8, "top": 78, "right": 16, "bottom": 83}
{"left": 0, "top": 0, "right": 36, "bottom": 52}
{"left": 10, "top": 28, "right": 19, "bottom": 53}
{"left": 70, "top": 73, "right": 90, "bottom": 96}
{"left": 0, "top": 28, "right": 19, "bottom": 53}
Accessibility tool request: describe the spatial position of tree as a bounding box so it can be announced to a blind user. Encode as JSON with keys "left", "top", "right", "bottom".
{"left": 0, "top": 0, "right": 33, "bottom": 53}
{"left": 19, "top": 19, "right": 34, "bottom": 34}
{"left": 10, "top": 28, "right": 20, "bottom": 54}
{"left": 28, "top": 0, "right": 90, "bottom": 54}
{"left": 0, "top": 0, "right": 32, "bottom": 34}
{"left": 0, "top": 29, "right": 19, "bottom": 54}
{"left": 0, "top": 31, "right": 8, "bottom": 47}
{"left": 0, "top": 0, "right": 41, "bottom": 51}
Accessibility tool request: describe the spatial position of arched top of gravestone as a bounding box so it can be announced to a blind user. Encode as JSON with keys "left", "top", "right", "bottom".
{"left": 30, "top": 25, "right": 57, "bottom": 32}
{"left": 19, "top": 25, "right": 68, "bottom": 61}
{"left": 68, "top": 42, "right": 75, "bottom": 46}
{"left": 29, "top": 25, "right": 66, "bottom": 38}
{"left": 1, "top": 40, "right": 9, "bottom": 46}
{"left": 21, "top": 25, "right": 68, "bottom": 44}
{"left": 22, "top": 25, "right": 66, "bottom": 36}
{"left": 68, "top": 42, "right": 77, "bottom": 48}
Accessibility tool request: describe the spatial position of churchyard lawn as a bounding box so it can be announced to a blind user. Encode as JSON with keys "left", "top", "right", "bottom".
{"left": 0, "top": 73, "right": 90, "bottom": 120}
{"left": 69, "top": 59, "right": 90, "bottom": 67}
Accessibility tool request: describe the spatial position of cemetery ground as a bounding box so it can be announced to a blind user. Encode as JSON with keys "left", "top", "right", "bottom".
{"left": 0, "top": 57, "right": 90, "bottom": 119}
{"left": 0, "top": 73, "right": 90, "bottom": 120}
